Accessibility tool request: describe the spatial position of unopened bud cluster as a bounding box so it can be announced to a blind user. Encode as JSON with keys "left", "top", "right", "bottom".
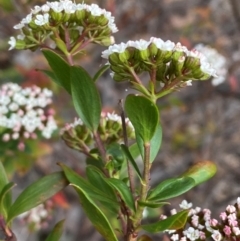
{"left": 18, "top": 200, "right": 54, "bottom": 231}
{"left": 102, "top": 38, "right": 217, "bottom": 86}
{"left": 194, "top": 44, "right": 228, "bottom": 86}
{"left": 0, "top": 83, "right": 57, "bottom": 151}
{"left": 61, "top": 112, "right": 135, "bottom": 153}
{"left": 165, "top": 198, "right": 240, "bottom": 241}
{"left": 8, "top": 0, "right": 117, "bottom": 52}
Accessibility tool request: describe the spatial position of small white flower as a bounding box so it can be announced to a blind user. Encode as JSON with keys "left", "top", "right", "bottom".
{"left": 101, "top": 42, "right": 128, "bottom": 59}
{"left": 183, "top": 227, "right": 200, "bottom": 241}
{"left": 35, "top": 13, "right": 49, "bottom": 26}
{"left": 211, "top": 230, "right": 222, "bottom": 241}
{"left": 150, "top": 37, "right": 175, "bottom": 51}
{"left": 233, "top": 227, "right": 240, "bottom": 236}
{"left": 41, "top": 4, "right": 50, "bottom": 12}
{"left": 127, "top": 39, "right": 150, "bottom": 50}
{"left": 179, "top": 200, "right": 192, "bottom": 209}
{"left": 8, "top": 37, "right": 16, "bottom": 50}
{"left": 186, "top": 80, "right": 192, "bottom": 86}
{"left": 170, "top": 234, "right": 179, "bottom": 241}
{"left": 226, "top": 205, "right": 236, "bottom": 213}
{"left": 21, "top": 13, "right": 33, "bottom": 24}
{"left": 13, "top": 23, "right": 25, "bottom": 30}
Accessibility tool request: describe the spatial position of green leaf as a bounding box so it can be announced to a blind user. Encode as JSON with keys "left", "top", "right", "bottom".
{"left": 93, "top": 65, "right": 109, "bottom": 82}
{"left": 45, "top": 220, "right": 65, "bottom": 241}
{"left": 73, "top": 185, "right": 118, "bottom": 241}
{"left": 137, "top": 200, "right": 169, "bottom": 209}
{"left": 60, "top": 164, "right": 118, "bottom": 206}
{"left": 147, "top": 177, "right": 195, "bottom": 202}
{"left": 121, "top": 144, "right": 142, "bottom": 181}
{"left": 0, "top": 183, "right": 15, "bottom": 219}
{"left": 86, "top": 166, "right": 118, "bottom": 214}
{"left": 42, "top": 69, "right": 62, "bottom": 88}
{"left": 106, "top": 178, "right": 135, "bottom": 212}
{"left": 125, "top": 95, "right": 159, "bottom": 143}
{"left": 141, "top": 210, "right": 189, "bottom": 233}
{"left": 136, "top": 123, "right": 162, "bottom": 163}
{"left": 7, "top": 172, "right": 68, "bottom": 224}
{"left": 0, "top": 162, "right": 11, "bottom": 218}
{"left": 129, "top": 142, "right": 141, "bottom": 159}
{"left": 70, "top": 66, "right": 101, "bottom": 131}
{"left": 180, "top": 160, "right": 217, "bottom": 186}
{"left": 42, "top": 49, "right": 71, "bottom": 94}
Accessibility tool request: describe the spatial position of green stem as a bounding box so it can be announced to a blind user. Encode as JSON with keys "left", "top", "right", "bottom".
{"left": 129, "top": 142, "right": 151, "bottom": 240}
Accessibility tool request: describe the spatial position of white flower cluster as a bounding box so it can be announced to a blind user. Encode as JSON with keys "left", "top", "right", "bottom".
{"left": 102, "top": 38, "right": 217, "bottom": 80}
{"left": 9, "top": 0, "right": 117, "bottom": 50}
{"left": 194, "top": 44, "right": 228, "bottom": 86}
{"left": 18, "top": 201, "right": 53, "bottom": 231}
{"left": 166, "top": 198, "right": 240, "bottom": 241}
{"left": 0, "top": 83, "right": 57, "bottom": 147}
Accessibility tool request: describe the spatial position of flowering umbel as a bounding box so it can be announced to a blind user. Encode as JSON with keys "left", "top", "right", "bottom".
{"left": 165, "top": 198, "right": 240, "bottom": 241}
{"left": 101, "top": 38, "right": 217, "bottom": 100}
{"left": 0, "top": 83, "right": 57, "bottom": 151}
{"left": 8, "top": 0, "right": 117, "bottom": 53}
{"left": 61, "top": 112, "right": 135, "bottom": 153}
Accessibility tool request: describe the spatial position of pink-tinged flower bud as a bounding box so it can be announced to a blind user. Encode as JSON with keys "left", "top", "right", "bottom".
{"left": 18, "top": 142, "right": 25, "bottom": 151}
{"left": 2, "top": 133, "right": 10, "bottom": 142}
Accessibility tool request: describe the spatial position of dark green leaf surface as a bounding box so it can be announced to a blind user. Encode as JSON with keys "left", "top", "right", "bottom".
{"left": 60, "top": 164, "right": 118, "bottom": 206}
{"left": 106, "top": 178, "right": 136, "bottom": 212}
{"left": 121, "top": 144, "right": 142, "bottom": 181}
{"left": 7, "top": 172, "right": 68, "bottom": 223}
{"left": 93, "top": 65, "right": 109, "bottom": 82}
{"left": 73, "top": 185, "right": 118, "bottom": 241}
{"left": 136, "top": 123, "right": 162, "bottom": 163}
{"left": 86, "top": 165, "right": 118, "bottom": 214}
{"left": 148, "top": 177, "right": 195, "bottom": 201}
{"left": 45, "top": 220, "right": 65, "bottom": 241}
{"left": 137, "top": 200, "right": 169, "bottom": 209}
{"left": 0, "top": 162, "right": 11, "bottom": 219}
{"left": 42, "top": 70, "right": 62, "bottom": 87}
{"left": 0, "top": 183, "right": 15, "bottom": 219}
{"left": 141, "top": 210, "right": 189, "bottom": 233}
{"left": 42, "top": 49, "right": 71, "bottom": 94}
{"left": 70, "top": 66, "right": 101, "bottom": 131}
{"left": 125, "top": 95, "right": 159, "bottom": 143}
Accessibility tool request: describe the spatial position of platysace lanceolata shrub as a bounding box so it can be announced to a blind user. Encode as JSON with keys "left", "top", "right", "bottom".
{"left": 3, "top": 1, "right": 233, "bottom": 241}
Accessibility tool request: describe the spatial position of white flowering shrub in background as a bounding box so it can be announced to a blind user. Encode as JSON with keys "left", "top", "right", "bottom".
{"left": 164, "top": 198, "right": 240, "bottom": 241}
{"left": 194, "top": 44, "right": 228, "bottom": 86}
{"left": 0, "top": 82, "right": 57, "bottom": 151}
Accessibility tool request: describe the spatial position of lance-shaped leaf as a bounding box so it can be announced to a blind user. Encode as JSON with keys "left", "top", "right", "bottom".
{"left": 121, "top": 144, "right": 142, "bottom": 181}
{"left": 147, "top": 177, "right": 195, "bottom": 202}
{"left": 86, "top": 166, "right": 119, "bottom": 214}
{"left": 106, "top": 178, "right": 136, "bottom": 212}
{"left": 179, "top": 160, "right": 217, "bottom": 187}
{"left": 137, "top": 200, "right": 169, "bottom": 209}
{"left": 0, "top": 182, "right": 15, "bottom": 219}
{"left": 73, "top": 184, "right": 118, "bottom": 241}
{"left": 125, "top": 95, "right": 159, "bottom": 143}
{"left": 0, "top": 162, "right": 12, "bottom": 219}
{"left": 136, "top": 123, "right": 162, "bottom": 163}
{"left": 42, "top": 49, "right": 71, "bottom": 94}
{"left": 45, "top": 220, "right": 65, "bottom": 241}
{"left": 141, "top": 210, "right": 189, "bottom": 233}
{"left": 93, "top": 65, "right": 109, "bottom": 82}
{"left": 60, "top": 164, "right": 118, "bottom": 206}
{"left": 7, "top": 172, "right": 68, "bottom": 224}
{"left": 70, "top": 66, "right": 101, "bottom": 131}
